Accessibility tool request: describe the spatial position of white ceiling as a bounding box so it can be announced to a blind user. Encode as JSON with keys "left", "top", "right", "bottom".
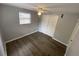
{"left": 3, "top": 3, "right": 79, "bottom": 14}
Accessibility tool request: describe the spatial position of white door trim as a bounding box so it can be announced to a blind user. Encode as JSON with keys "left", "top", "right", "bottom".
{"left": 65, "top": 19, "right": 79, "bottom": 56}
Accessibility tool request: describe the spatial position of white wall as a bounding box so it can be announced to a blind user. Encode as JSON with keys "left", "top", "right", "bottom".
{"left": 54, "top": 14, "right": 79, "bottom": 45}
{"left": 39, "top": 14, "right": 78, "bottom": 46}
{"left": 39, "top": 15, "right": 58, "bottom": 37}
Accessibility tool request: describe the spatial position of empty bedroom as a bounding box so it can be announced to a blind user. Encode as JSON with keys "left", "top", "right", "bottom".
{"left": 0, "top": 3, "right": 79, "bottom": 56}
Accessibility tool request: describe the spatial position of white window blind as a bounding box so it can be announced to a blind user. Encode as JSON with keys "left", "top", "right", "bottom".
{"left": 19, "top": 12, "right": 31, "bottom": 24}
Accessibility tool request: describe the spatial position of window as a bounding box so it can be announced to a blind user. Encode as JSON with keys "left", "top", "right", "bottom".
{"left": 19, "top": 12, "right": 31, "bottom": 24}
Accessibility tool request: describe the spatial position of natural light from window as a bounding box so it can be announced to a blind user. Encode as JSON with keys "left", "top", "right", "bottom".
{"left": 19, "top": 12, "right": 31, "bottom": 24}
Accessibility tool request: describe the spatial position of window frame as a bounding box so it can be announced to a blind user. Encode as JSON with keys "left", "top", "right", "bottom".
{"left": 19, "top": 11, "right": 31, "bottom": 24}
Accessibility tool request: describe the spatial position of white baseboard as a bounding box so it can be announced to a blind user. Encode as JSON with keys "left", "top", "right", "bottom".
{"left": 5, "top": 30, "right": 38, "bottom": 43}
{"left": 38, "top": 30, "right": 54, "bottom": 37}
{"left": 53, "top": 37, "right": 67, "bottom": 46}
{"left": 39, "top": 30, "right": 67, "bottom": 46}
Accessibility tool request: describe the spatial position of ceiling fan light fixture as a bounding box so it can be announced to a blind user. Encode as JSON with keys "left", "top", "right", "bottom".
{"left": 38, "top": 12, "right": 42, "bottom": 16}
{"left": 37, "top": 8, "right": 44, "bottom": 16}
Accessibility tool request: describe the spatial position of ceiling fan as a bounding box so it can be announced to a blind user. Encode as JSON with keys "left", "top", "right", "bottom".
{"left": 26, "top": 4, "right": 64, "bottom": 16}
{"left": 36, "top": 7, "right": 48, "bottom": 15}
{"left": 32, "top": 7, "right": 63, "bottom": 16}
{"left": 28, "top": 4, "right": 49, "bottom": 16}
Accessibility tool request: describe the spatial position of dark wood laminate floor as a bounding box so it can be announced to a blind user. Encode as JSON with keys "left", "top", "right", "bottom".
{"left": 6, "top": 32, "right": 66, "bottom": 56}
